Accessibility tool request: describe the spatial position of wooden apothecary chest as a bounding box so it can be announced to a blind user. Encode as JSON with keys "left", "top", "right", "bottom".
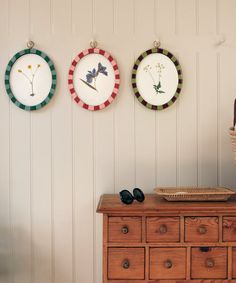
{"left": 97, "top": 194, "right": 236, "bottom": 282}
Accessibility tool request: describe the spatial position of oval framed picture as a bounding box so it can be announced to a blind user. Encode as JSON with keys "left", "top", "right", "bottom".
{"left": 5, "top": 48, "right": 57, "bottom": 111}
{"left": 132, "top": 48, "right": 183, "bottom": 110}
{"left": 68, "top": 48, "right": 120, "bottom": 111}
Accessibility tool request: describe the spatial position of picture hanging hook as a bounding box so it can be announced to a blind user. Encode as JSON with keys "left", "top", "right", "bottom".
{"left": 153, "top": 40, "right": 161, "bottom": 48}
{"left": 90, "top": 40, "right": 98, "bottom": 48}
{"left": 27, "top": 40, "right": 35, "bottom": 49}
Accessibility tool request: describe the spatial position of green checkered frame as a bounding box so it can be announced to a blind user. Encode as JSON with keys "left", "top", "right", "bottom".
{"left": 132, "top": 48, "right": 183, "bottom": 110}
{"left": 5, "top": 48, "right": 57, "bottom": 111}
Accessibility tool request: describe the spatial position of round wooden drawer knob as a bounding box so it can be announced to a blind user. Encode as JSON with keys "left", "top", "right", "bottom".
{"left": 198, "top": 225, "right": 207, "bottom": 234}
{"left": 122, "top": 259, "right": 130, "bottom": 269}
{"left": 121, "top": 226, "right": 129, "bottom": 234}
{"left": 205, "top": 258, "right": 215, "bottom": 268}
{"left": 164, "top": 260, "right": 172, "bottom": 269}
{"left": 159, "top": 224, "right": 168, "bottom": 234}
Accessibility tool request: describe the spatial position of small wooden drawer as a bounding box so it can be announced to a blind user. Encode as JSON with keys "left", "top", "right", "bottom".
{"left": 223, "top": 217, "right": 236, "bottom": 241}
{"left": 150, "top": 248, "right": 186, "bottom": 279}
{"left": 185, "top": 217, "right": 219, "bottom": 242}
{"left": 191, "top": 247, "right": 227, "bottom": 279}
{"left": 108, "top": 248, "right": 145, "bottom": 280}
{"left": 108, "top": 217, "right": 142, "bottom": 242}
{"left": 233, "top": 248, "right": 236, "bottom": 279}
{"left": 147, "top": 217, "right": 180, "bottom": 242}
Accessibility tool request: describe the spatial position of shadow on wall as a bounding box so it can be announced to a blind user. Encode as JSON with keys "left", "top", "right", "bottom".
{"left": 0, "top": 226, "right": 53, "bottom": 282}
{"left": 0, "top": 226, "right": 11, "bottom": 280}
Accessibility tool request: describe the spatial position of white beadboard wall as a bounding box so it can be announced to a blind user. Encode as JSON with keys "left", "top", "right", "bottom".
{"left": 0, "top": 0, "right": 236, "bottom": 282}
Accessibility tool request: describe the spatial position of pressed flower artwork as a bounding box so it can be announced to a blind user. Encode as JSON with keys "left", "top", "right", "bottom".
{"left": 5, "top": 49, "right": 56, "bottom": 111}
{"left": 80, "top": 62, "right": 108, "bottom": 92}
{"left": 17, "top": 64, "right": 41, "bottom": 96}
{"left": 68, "top": 48, "right": 120, "bottom": 111}
{"left": 143, "top": 63, "right": 165, "bottom": 95}
{"left": 132, "top": 48, "right": 183, "bottom": 110}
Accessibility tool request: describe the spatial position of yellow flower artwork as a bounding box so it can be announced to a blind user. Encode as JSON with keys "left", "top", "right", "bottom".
{"left": 17, "top": 64, "right": 41, "bottom": 96}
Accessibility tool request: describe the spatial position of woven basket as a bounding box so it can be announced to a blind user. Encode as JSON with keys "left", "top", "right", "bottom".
{"left": 154, "top": 187, "right": 236, "bottom": 202}
{"left": 229, "top": 99, "right": 236, "bottom": 162}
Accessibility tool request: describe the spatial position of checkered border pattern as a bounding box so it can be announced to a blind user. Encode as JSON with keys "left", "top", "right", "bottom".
{"left": 5, "top": 48, "right": 57, "bottom": 111}
{"left": 68, "top": 48, "right": 120, "bottom": 111}
{"left": 131, "top": 48, "right": 183, "bottom": 110}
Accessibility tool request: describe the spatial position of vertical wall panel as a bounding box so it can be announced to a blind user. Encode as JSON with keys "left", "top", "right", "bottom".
{"left": 134, "top": 0, "right": 155, "bottom": 36}
{"left": 114, "top": 0, "right": 134, "bottom": 36}
{"left": 72, "top": 0, "right": 93, "bottom": 36}
{"left": 198, "top": 2, "right": 218, "bottom": 187}
{"left": 73, "top": 105, "right": 94, "bottom": 283}
{"left": 155, "top": 0, "right": 177, "bottom": 187}
{"left": 52, "top": 0, "right": 71, "bottom": 35}
{"left": 51, "top": 1, "right": 73, "bottom": 283}
{"left": 114, "top": 47, "right": 136, "bottom": 191}
{"left": 198, "top": 53, "right": 218, "bottom": 186}
{"left": 134, "top": 0, "right": 156, "bottom": 192}
{"left": 94, "top": 2, "right": 115, "bottom": 283}
{"left": 177, "top": 53, "right": 198, "bottom": 186}
{"left": 176, "top": 0, "right": 198, "bottom": 186}
{"left": 219, "top": 52, "right": 236, "bottom": 187}
{"left": 94, "top": 0, "right": 114, "bottom": 36}
{"left": 0, "top": 0, "right": 8, "bottom": 38}
{"left": 0, "top": 1, "right": 10, "bottom": 283}
{"left": 9, "top": 1, "right": 31, "bottom": 283}
{"left": 71, "top": 2, "right": 94, "bottom": 282}
{"left": 114, "top": 2, "right": 135, "bottom": 191}
{"left": 156, "top": 0, "right": 175, "bottom": 36}
{"left": 30, "top": 1, "right": 52, "bottom": 283}
{"left": 31, "top": 112, "right": 52, "bottom": 283}
{"left": 218, "top": 0, "right": 236, "bottom": 36}
{"left": 176, "top": 0, "right": 196, "bottom": 34}
{"left": 198, "top": 0, "right": 217, "bottom": 35}
{"left": 30, "top": 0, "right": 51, "bottom": 36}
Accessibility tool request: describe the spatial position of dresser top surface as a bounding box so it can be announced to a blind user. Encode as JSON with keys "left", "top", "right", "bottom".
{"left": 97, "top": 193, "right": 236, "bottom": 214}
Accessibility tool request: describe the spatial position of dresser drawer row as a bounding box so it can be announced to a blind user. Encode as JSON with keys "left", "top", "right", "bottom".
{"left": 108, "top": 216, "right": 236, "bottom": 243}
{"left": 108, "top": 247, "right": 236, "bottom": 280}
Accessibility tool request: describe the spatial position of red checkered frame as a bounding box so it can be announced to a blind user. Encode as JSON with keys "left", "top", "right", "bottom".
{"left": 68, "top": 48, "right": 120, "bottom": 111}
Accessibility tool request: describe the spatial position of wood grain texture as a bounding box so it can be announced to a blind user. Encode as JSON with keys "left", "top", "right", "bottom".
{"left": 223, "top": 217, "right": 236, "bottom": 242}
{"left": 100, "top": 194, "right": 236, "bottom": 282}
{"left": 228, "top": 246, "right": 232, "bottom": 279}
{"left": 149, "top": 247, "right": 186, "bottom": 279}
{"left": 233, "top": 248, "right": 236, "bottom": 279}
{"left": 97, "top": 194, "right": 236, "bottom": 214}
{"left": 185, "top": 217, "right": 219, "bottom": 242}
{"left": 191, "top": 247, "right": 227, "bottom": 279}
{"left": 107, "top": 280, "right": 236, "bottom": 283}
{"left": 108, "top": 248, "right": 145, "bottom": 280}
{"left": 108, "top": 217, "right": 142, "bottom": 243}
{"left": 103, "top": 215, "right": 108, "bottom": 283}
{"left": 146, "top": 217, "right": 180, "bottom": 242}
